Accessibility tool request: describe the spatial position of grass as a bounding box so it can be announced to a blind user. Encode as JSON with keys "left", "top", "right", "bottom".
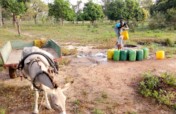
{"left": 139, "top": 72, "right": 176, "bottom": 110}
{"left": 0, "top": 83, "right": 34, "bottom": 113}
{"left": 0, "top": 28, "right": 28, "bottom": 46}
{"left": 1, "top": 21, "right": 176, "bottom": 51}
{"left": 0, "top": 21, "right": 176, "bottom": 44}
{"left": 92, "top": 108, "right": 104, "bottom": 114}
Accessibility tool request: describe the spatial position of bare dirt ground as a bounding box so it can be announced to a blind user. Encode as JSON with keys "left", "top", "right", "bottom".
{"left": 0, "top": 45, "right": 176, "bottom": 114}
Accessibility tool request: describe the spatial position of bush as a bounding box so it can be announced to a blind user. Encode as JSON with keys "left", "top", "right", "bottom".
{"left": 161, "top": 72, "right": 176, "bottom": 87}
{"left": 148, "top": 12, "right": 166, "bottom": 29}
{"left": 92, "top": 108, "right": 104, "bottom": 114}
{"left": 165, "top": 38, "right": 175, "bottom": 47}
{"left": 139, "top": 72, "right": 176, "bottom": 110}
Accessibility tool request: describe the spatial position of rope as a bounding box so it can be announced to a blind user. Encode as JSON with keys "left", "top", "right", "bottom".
{"left": 33, "top": 71, "right": 58, "bottom": 91}
{"left": 18, "top": 52, "right": 58, "bottom": 74}
{"left": 39, "top": 93, "right": 44, "bottom": 111}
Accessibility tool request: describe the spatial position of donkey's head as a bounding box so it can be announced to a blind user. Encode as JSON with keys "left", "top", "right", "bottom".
{"left": 46, "top": 83, "right": 70, "bottom": 114}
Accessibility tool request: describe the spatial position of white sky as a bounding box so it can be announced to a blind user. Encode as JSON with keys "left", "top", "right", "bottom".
{"left": 42, "top": 0, "right": 102, "bottom": 5}
{"left": 42, "top": 0, "right": 102, "bottom": 10}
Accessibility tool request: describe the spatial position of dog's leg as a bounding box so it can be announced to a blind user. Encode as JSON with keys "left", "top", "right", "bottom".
{"left": 44, "top": 91, "right": 51, "bottom": 109}
{"left": 33, "top": 90, "right": 39, "bottom": 114}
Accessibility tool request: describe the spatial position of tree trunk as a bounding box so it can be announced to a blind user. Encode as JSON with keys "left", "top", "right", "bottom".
{"left": 16, "top": 16, "right": 21, "bottom": 36}
{"left": 2, "top": 17, "right": 4, "bottom": 26}
{"left": 34, "top": 14, "right": 37, "bottom": 24}
{"left": 0, "top": 6, "right": 2, "bottom": 27}
{"left": 61, "top": 18, "right": 64, "bottom": 25}
{"left": 12, "top": 13, "right": 16, "bottom": 27}
{"left": 82, "top": 21, "right": 84, "bottom": 25}
{"left": 91, "top": 20, "right": 94, "bottom": 25}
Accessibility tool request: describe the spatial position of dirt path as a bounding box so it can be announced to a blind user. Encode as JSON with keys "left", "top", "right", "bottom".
{"left": 0, "top": 46, "right": 176, "bottom": 114}
{"left": 63, "top": 56, "right": 176, "bottom": 114}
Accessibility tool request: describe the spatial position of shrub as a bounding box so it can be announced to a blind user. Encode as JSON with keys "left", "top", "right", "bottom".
{"left": 165, "top": 38, "right": 175, "bottom": 47}
{"left": 148, "top": 12, "right": 166, "bottom": 29}
{"left": 0, "top": 108, "right": 5, "bottom": 114}
{"left": 161, "top": 72, "right": 176, "bottom": 87}
{"left": 139, "top": 72, "right": 176, "bottom": 110}
{"left": 92, "top": 108, "right": 104, "bottom": 114}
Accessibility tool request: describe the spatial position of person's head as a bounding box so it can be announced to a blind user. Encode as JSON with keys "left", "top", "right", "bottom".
{"left": 120, "top": 19, "right": 123, "bottom": 23}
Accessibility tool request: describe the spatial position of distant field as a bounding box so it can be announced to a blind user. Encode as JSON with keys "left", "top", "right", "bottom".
{"left": 0, "top": 21, "right": 176, "bottom": 55}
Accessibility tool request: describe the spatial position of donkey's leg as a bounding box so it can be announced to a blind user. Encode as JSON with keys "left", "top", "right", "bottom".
{"left": 30, "top": 84, "right": 34, "bottom": 90}
{"left": 33, "top": 90, "right": 39, "bottom": 114}
{"left": 44, "top": 91, "right": 52, "bottom": 109}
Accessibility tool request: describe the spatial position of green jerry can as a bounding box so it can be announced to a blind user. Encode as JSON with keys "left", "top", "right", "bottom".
{"left": 136, "top": 49, "right": 143, "bottom": 61}
{"left": 129, "top": 50, "right": 136, "bottom": 61}
{"left": 143, "top": 48, "right": 149, "bottom": 59}
{"left": 113, "top": 50, "right": 120, "bottom": 61}
{"left": 120, "top": 50, "right": 128, "bottom": 61}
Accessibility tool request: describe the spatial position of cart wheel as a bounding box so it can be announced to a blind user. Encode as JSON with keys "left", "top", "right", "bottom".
{"left": 9, "top": 66, "right": 17, "bottom": 79}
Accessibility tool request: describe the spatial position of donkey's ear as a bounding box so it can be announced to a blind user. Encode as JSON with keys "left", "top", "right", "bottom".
{"left": 61, "top": 83, "right": 70, "bottom": 92}
{"left": 45, "top": 88, "right": 55, "bottom": 93}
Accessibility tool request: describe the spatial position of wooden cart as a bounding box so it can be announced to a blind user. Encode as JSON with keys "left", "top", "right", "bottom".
{"left": 0, "top": 39, "right": 61, "bottom": 78}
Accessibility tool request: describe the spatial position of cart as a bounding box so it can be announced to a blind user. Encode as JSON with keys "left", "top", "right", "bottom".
{"left": 0, "top": 39, "right": 61, "bottom": 78}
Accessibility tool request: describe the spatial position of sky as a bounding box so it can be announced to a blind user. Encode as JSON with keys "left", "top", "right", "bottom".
{"left": 42, "top": 0, "right": 102, "bottom": 10}
{"left": 42, "top": 0, "right": 102, "bottom": 5}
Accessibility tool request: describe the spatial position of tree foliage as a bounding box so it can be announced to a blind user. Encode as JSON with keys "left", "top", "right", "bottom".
{"left": 151, "top": 0, "right": 176, "bottom": 14}
{"left": 25, "top": 0, "right": 48, "bottom": 24}
{"left": 106, "top": 0, "right": 125, "bottom": 21}
{"left": 138, "top": 0, "right": 153, "bottom": 9}
{"left": 106, "top": 0, "right": 145, "bottom": 21}
{"left": 0, "top": 0, "right": 26, "bottom": 15}
{"left": 83, "top": 1, "right": 104, "bottom": 24}
{"left": 150, "top": 0, "right": 176, "bottom": 28}
{"left": 77, "top": 11, "right": 84, "bottom": 21}
{"left": 48, "top": 0, "right": 75, "bottom": 24}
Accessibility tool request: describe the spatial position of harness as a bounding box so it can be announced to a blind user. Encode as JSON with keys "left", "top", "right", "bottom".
{"left": 33, "top": 71, "right": 58, "bottom": 91}
{"left": 17, "top": 52, "right": 59, "bottom": 91}
{"left": 18, "top": 52, "right": 58, "bottom": 74}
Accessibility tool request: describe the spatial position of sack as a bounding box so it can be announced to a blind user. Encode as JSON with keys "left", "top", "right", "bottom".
{"left": 121, "top": 31, "right": 129, "bottom": 40}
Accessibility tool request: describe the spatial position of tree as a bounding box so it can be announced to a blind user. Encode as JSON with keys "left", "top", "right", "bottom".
{"left": 72, "top": 0, "right": 82, "bottom": 24}
{"left": 106, "top": 0, "right": 145, "bottom": 21}
{"left": 25, "top": 0, "right": 48, "bottom": 24}
{"left": 83, "top": 1, "right": 104, "bottom": 24}
{"left": 138, "top": 0, "right": 153, "bottom": 9}
{"left": 48, "top": 0, "right": 75, "bottom": 25}
{"left": 151, "top": 0, "right": 176, "bottom": 14}
{"left": 106, "top": 0, "right": 126, "bottom": 21}
{"left": 0, "top": 0, "right": 2, "bottom": 26}
{"left": 101, "top": 0, "right": 113, "bottom": 16}
{"left": 150, "top": 0, "right": 176, "bottom": 28}
{"left": 1, "top": 0, "right": 27, "bottom": 35}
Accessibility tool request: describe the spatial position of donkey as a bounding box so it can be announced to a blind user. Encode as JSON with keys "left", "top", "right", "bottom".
{"left": 18, "top": 46, "right": 69, "bottom": 114}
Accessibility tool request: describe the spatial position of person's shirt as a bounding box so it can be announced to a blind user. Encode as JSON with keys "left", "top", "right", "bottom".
{"left": 115, "top": 22, "right": 127, "bottom": 30}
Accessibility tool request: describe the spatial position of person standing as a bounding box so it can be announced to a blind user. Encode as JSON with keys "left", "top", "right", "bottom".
{"left": 114, "top": 18, "right": 129, "bottom": 49}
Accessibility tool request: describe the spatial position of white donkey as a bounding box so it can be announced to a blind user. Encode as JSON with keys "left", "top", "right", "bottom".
{"left": 18, "top": 46, "right": 69, "bottom": 114}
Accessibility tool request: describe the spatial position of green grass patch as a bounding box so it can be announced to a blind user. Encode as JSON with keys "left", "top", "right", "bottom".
{"left": 0, "top": 108, "right": 6, "bottom": 114}
{"left": 0, "top": 28, "right": 28, "bottom": 47}
{"left": 139, "top": 72, "right": 176, "bottom": 110}
{"left": 92, "top": 108, "right": 104, "bottom": 114}
{"left": 1, "top": 21, "right": 176, "bottom": 58}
